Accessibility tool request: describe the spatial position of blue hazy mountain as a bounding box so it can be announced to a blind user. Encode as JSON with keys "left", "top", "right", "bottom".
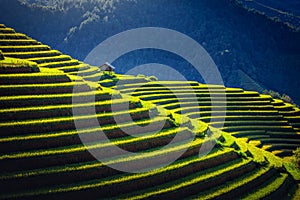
{"left": 0, "top": 0, "right": 299, "bottom": 103}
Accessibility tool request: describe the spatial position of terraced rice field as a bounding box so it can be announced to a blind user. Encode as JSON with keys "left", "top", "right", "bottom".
{"left": 109, "top": 81, "right": 300, "bottom": 157}
{"left": 0, "top": 24, "right": 299, "bottom": 199}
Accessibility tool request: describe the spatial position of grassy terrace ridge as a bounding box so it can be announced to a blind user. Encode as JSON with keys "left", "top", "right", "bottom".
{"left": 0, "top": 106, "right": 153, "bottom": 131}
{"left": 118, "top": 158, "right": 254, "bottom": 199}
{"left": 0, "top": 28, "right": 104, "bottom": 80}
{"left": 0, "top": 107, "right": 157, "bottom": 137}
{"left": 27, "top": 55, "right": 72, "bottom": 63}
{"left": 0, "top": 149, "right": 232, "bottom": 198}
{"left": 0, "top": 39, "right": 40, "bottom": 45}
{"left": 0, "top": 118, "right": 182, "bottom": 161}
{"left": 0, "top": 24, "right": 299, "bottom": 199}
{"left": 0, "top": 132, "right": 288, "bottom": 199}
{"left": 0, "top": 56, "right": 39, "bottom": 73}
{"left": 0, "top": 33, "right": 28, "bottom": 39}
{"left": 191, "top": 167, "right": 275, "bottom": 199}
{"left": 127, "top": 87, "right": 242, "bottom": 94}
{"left": 0, "top": 90, "right": 113, "bottom": 109}
{"left": 0, "top": 44, "right": 51, "bottom": 52}
{"left": 0, "top": 145, "right": 232, "bottom": 199}
{"left": 0, "top": 116, "right": 170, "bottom": 145}
{"left": 0, "top": 143, "right": 226, "bottom": 180}
{"left": 2, "top": 50, "right": 62, "bottom": 59}
{"left": 0, "top": 28, "right": 15, "bottom": 33}
{"left": 38, "top": 59, "right": 80, "bottom": 68}
{"left": 0, "top": 98, "right": 138, "bottom": 116}
{"left": 110, "top": 80, "right": 300, "bottom": 156}
{"left": 242, "top": 173, "right": 290, "bottom": 199}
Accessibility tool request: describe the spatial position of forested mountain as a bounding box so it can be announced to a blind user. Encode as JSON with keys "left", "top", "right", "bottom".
{"left": 0, "top": 0, "right": 299, "bottom": 103}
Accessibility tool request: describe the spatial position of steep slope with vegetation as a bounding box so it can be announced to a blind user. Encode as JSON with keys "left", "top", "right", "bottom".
{"left": 0, "top": 24, "right": 299, "bottom": 199}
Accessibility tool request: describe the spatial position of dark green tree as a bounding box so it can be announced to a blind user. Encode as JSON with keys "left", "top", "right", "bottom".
{"left": 293, "top": 148, "right": 300, "bottom": 168}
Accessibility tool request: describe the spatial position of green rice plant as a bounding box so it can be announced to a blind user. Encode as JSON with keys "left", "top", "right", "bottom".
{"left": 0, "top": 70, "right": 71, "bottom": 84}
{"left": 113, "top": 77, "right": 149, "bottom": 86}
{"left": 231, "top": 130, "right": 268, "bottom": 138}
{"left": 28, "top": 55, "right": 72, "bottom": 64}
{"left": 0, "top": 81, "right": 91, "bottom": 96}
{"left": 76, "top": 72, "right": 104, "bottom": 82}
{"left": 57, "top": 64, "right": 91, "bottom": 73}
{"left": 0, "top": 39, "right": 39, "bottom": 46}
{"left": 210, "top": 120, "right": 290, "bottom": 128}
{"left": 160, "top": 100, "right": 272, "bottom": 111}
{"left": 0, "top": 57, "right": 39, "bottom": 73}
{"left": 99, "top": 79, "right": 117, "bottom": 87}
{"left": 0, "top": 28, "right": 16, "bottom": 33}
{"left": 134, "top": 91, "right": 262, "bottom": 103}
{"left": 0, "top": 146, "right": 233, "bottom": 199}
{"left": 242, "top": 173, "right": 289, "bottom": 200}
{"left": 116, "top": 85, "right": 201, "bottom": 93}
{"left": 172, "top": 105, "right": 276, "bottom": 115}
{"left": 0, "top": 132, "right": 199, "bottom": 177}
{"left": 0, "top": 33, "right": 28, "bottom": 39}
{"left": 113, "top": 81, "right": 200, "bottom": 91}
{"left": 0, "top": 90, "right": 112, "bottom": 108}
{"left": 0, "top": 105, "right": 156, "bottom": 136}
{"left": 0, "top": 145, "right": 224, "bottom": 182}
{"left": 0, "top": 118, "right": 111, "bottom": 143}
{"left": 187, "top": 110, "right": 280, "bottom": 121}
{"left": 2, "top": 50, "right": 61, "bottom": 59}
{"left": 0, "top": 97, "right": 143, "bottom": 122}
{"left": 0, "top": 45, "right": 50, "bottom": 52}
{"left": 127, "top": 87, "right": 243, "bottom": 97}
{"left": 68, "top": 66, "right": 100, "bottom": 76}
{"left": 222, "top": 125, "right": 295, "bottom": 133}
{"left": 259, "top": 138, "right": 300, "bottom": 146}
{"left": 191, "top": 167, "right": 274, "bottom": 200}
{"left": 120, "top": 158, "right": 254, "bottom": 200}
{"left": 39, "top": 60, "right": 80, "bottom": 68}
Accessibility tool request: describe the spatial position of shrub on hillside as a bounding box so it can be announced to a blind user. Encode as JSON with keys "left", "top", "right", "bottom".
{"left": 292, "top": 148, "right": 300, "bottom": 168}
{"left": 263, "top": 89, "right": 294, "bottom": 104}
{"left": 281, "top": 94, "right": 294, "bottom": 104}
{"left": 263, "top": 89, "right": 281, "bottom": 99}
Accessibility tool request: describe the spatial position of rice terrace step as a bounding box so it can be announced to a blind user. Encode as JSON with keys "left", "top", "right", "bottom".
{"left": 0, "top": 24, "right": 299, "bottom": 199}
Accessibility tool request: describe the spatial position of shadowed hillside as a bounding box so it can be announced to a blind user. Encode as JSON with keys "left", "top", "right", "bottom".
{"left": 0, "top": 0, "right": 299, "bottom": 104}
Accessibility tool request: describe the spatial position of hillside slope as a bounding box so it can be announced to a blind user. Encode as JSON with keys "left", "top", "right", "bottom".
{"left": 0, "top": 24, "right": 299, "bottom": 199}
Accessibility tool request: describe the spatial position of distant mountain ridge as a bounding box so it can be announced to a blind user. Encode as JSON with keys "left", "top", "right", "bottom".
{"left": 0, "top": 0, "right": 299, "bottom": 104}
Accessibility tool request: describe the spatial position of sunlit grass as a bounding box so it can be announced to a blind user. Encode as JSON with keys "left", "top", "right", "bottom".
{"left": 121, "top": 158, "right": 251, "bottom": 200}
{"left": 243, "top": 174, "right": 288, "bottom": 200}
